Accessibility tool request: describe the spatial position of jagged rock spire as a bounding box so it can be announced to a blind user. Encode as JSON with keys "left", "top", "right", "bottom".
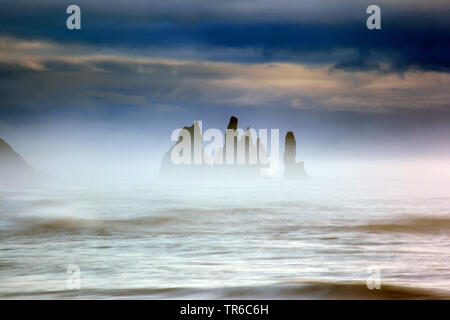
{"left": 227, "top": 116, "right": 238, "bottom": 131}
{"left": 283, "top": 132, "right": 308, "bottom": 179}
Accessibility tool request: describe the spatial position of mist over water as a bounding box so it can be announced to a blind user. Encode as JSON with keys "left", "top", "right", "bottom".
{"left": 0, "top": 168, "right": 449, "bottom": 299}
{"left": 1, "top": 116, "right": 449, "bottom": 299}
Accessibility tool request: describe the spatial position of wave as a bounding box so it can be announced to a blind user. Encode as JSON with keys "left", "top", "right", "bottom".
{"left": 1, "top": 281, "right": 448, "bottom": 300}
{"left": 336, "top": 216, "right": 450, "bottom": 235}
{"left": 1, "top": 205, "right": 280, "bottom": 237}
{"left": 4, "top": 213, "right": 449, "bottom": 238}
{"left": 4, "top": 215, "right": 181, "bottom": 237}
{"left": 261, "top": 215, "right": 450, "bottom": 237}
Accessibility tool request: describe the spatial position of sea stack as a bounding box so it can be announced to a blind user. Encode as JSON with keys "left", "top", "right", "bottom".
{"left": 227, "top": 116, "right": 238, "bottom": 131}
{"left": 0, "top": 138, "right": 35, "bottom": 184}
{"left": 159, "top": 116, "right": 270, "bottom": 180}
{"left": 159, "top": 121, "right": 207, "bottom": 179}
{"left": 283, "top": 132, "right": 308, "bottom": 179}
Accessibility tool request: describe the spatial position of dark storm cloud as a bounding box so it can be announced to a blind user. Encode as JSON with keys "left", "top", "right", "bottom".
{"left": 0, "top": 1, "right": 448, "bottom": 120}
{"left": 1, "top": 48, "right": 448, "bottom": 116}
{"left": 0, "top": 62, "right": 36, "bottom": 77}
{"left": 0, "top": 1, "right": 449, "bottom": 72}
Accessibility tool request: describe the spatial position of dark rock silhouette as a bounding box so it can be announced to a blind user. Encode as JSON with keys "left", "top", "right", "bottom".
{"left": 227, "top": 116, "right": 238, "bottom": 130}
{"left": 216, "top": 117, "right": 268, "bottom": 177}
{"left": 159, "top": 121, "right": 208, "bottom": 179}
{"left": 221, "top": 116, "right": 239, "bottom": 166}
{"left": 159, "top": 116, "right": 270, "bottom": 180}
{"left": 283, "top": 132, "right": 308, "bottom": 179}
{"left": 159, "top": 117, "right": 308, "bottom": 180}
{"left": 0, "top": 138, "right": 35, "bottom": 184}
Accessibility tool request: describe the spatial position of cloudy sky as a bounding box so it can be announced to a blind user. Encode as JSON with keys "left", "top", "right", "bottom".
{"left": 0, "top": 0, "right": 449, "bottom": 177}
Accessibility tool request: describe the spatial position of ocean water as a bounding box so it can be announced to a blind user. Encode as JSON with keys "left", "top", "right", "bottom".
{"left": 0, "top": 175, "right": 449, "bottom": 299}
